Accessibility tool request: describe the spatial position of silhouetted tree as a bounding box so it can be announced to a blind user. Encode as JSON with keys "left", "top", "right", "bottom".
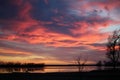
{"left": 96, "top": 61, "right": 102, "bottom": 70}
{"left": 106, "top": 30, "right": 120, "bottom": 68}
{"left": 74, "top": 56, "right": 87, "bottom": 72}
{"left": 96, "top": 61, "right": 102, "bottom": 66}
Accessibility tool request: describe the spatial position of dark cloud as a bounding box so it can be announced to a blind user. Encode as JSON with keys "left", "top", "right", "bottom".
{"left": 59, "top": 40, "right": 77, "bottom": 43}
{"left": 0, "top": 0, "right": 19, "bottom": 19}
{"left": 44, "top": 23, "right": 74, "bottom": 36}
{"left": 30, "top": 57, "right": 44, "bottom": 61}
{"left": 88, "top": 43, "right": 105, "bottom": 47}
{"left": 29, "top": 0, "right": 75, "bottom": 36}
{"left": 0, "top": 40, "right": 43, "bottom": 54}
{"left": 0, "top": 52, "right": 29, "bottom": 57}
{"left": 31, "top": 0, "right": 69, "bottom": 21}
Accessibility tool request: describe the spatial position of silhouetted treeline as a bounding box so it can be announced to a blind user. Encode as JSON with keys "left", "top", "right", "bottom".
{"left": 0, "top": 61, "right": 44, "bottom": 68}
{"left": 104, "top": 61, "right": 120, "bottom": 66}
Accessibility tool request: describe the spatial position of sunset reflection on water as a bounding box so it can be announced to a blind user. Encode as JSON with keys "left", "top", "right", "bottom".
{"left": 0, "top": 66, "right": 99, "bottom": 73}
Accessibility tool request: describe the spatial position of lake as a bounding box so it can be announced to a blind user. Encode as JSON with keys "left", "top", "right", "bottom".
{"left": 0, "top": 66, "right": 117, "bottom": 73}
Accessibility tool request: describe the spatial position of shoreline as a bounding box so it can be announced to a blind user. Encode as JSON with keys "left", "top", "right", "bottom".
{"left": 0, "top": 70, "right": 120, "bottom": 80}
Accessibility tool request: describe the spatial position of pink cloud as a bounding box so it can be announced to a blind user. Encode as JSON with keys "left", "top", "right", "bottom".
{"left": 18, "top": 1, "right": 32, "bottom": 20}
{"left": 44, "top": 0, "right": 48, "bottom": 5}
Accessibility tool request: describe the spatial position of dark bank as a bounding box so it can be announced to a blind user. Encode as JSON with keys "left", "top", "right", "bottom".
{"left": 0, "top": 69, "right": 120, "bottom": 80}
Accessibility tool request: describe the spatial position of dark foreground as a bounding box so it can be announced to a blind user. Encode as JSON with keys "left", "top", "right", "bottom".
{"left": 0, "top": 70, "right": 120, "bottom": 80}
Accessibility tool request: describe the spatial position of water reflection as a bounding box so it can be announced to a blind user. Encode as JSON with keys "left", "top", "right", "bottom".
{"left": 0, "top": 67, "right": 44, "bottom": 73}
{"left": 0, "top": 66, "right": 120, "bottom": 73}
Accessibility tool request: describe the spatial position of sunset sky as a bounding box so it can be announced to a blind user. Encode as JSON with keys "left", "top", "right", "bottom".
{"left": 0, "top": 0, "right": 120, "bottom": 64}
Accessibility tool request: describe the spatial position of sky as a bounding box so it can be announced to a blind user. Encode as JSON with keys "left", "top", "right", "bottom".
{"left": 0, "top": 0, "right": 120, "bottom": 64}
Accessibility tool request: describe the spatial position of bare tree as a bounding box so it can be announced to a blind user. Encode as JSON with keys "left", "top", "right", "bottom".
{"left": 74, "top": 56, "right": 87, "bottom": 72}
{"left": 106, "top": 30, "right": 120, "bottom": 68}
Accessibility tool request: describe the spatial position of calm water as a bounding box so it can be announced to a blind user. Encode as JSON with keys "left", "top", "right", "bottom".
{"left": 0, "top": 66, "right": 114, "bottom": 73}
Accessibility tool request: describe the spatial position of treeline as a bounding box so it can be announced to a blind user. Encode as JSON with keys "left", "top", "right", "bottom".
{"left": 0, "top": 61, "right": 44, "bottom": 68}
{"left": 104, "top": 61, "right": 120, "bottom": 66}
{"left": 96, "top": 61, "right": 120, "bottom": 66}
